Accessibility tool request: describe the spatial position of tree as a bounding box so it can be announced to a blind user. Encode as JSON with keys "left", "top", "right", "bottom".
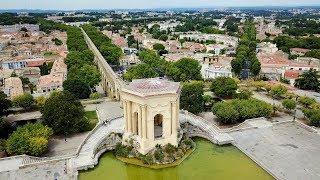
{"left": 166, "top": 58, "right": 202, "bottom": 82}
{"left": 159, "top": 34, "right": 168, "bottom": 41}
{"left": 212, "top": 99, "right": 272, "bottom": 124}
{"left": 203, "top": 94, "right": 214, "bottom": 110}
{"left": 250, "top": 59, "right": 261, "bottom": 76}
{"left": 6, "top": 123, "right": 53, "bottom": 156}
{"left": 40, "top": 62, "right": 53, "bottom": 75}
{"left": 179, "top": 38, "right": 186, "bottom": 46}
{"left": 0, "top": 118, "right": 12, "bottom": 139}
{"left": 65, "top": 51, "right": 93, "bottom": 68}
{"left": 123, "top": 64, "right": 158, "bottom": 81}
{"left": 295, "top": 70, "right": 320, "bottom": 92}
{"left": 41, "top": 91, "right": 89, "bottom": 135}
{"left": 99, "top": 44, "right": 123, "bottom": 67}
{"left": 127, "top": 35, "right": 137, "bottom": 48}
{"left": 180, "top": 81, "right": 204, "bottom": 114}
{"left": 68, "top": 64, "right": 101, "bottom": 88}
{"left": 153, "top": 43, "right": 165, "bottom": 51}
{"left": 35, "top": 96, "right": 46, "bottom": 111}
{"left": 212, "top": 102, "right": 239, "bottom": 124}
{"left": 63, "top": 78, "right": 91, "bottom": 99}
{"left": 0, "top": 92, "right": 11, "bottom": 116}
{"left": 211, "top": 77, "right": 238, "bottom": 98}
{"left": 270, "top": 85, "right": 287, "bottom": 99}
{"left": 282, "top": 99, "right": 296, "bottom": 111}
{"left": 12, "top": 93, "right": 34, "bottom": 110}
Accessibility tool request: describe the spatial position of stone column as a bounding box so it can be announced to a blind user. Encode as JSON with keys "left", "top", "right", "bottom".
{"left": 127, "top": 101, "right": 132, "bottom": 133}
{"left": 138, "top": 106, "right": 142, "bottom": 137}
{"left": 171, "top": 101, "right": 177, "bottom": 136}
{"left": 141, "top": 105, "right": 147, "bottom": 139}
{"left": 123, "top": 101, "right": 128, "bottom": 131}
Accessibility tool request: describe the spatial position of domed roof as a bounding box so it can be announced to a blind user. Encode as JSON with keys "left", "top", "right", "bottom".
{"left": 122, "top": 78, "right": 180, "bottom": 97}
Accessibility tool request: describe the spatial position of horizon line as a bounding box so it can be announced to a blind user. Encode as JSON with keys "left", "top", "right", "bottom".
{"left": 0, "top": 4, "right": 320, "bottom": 12}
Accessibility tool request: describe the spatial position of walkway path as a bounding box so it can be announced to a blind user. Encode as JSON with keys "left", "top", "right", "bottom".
{"left": 230, "top": 122, "right": 320, "bottom": 180}
{"left": 180, "top": 110, "right": 234, "bottom": 145}
{"left": 73, "top": 117, "right": 124, "bottom": 170}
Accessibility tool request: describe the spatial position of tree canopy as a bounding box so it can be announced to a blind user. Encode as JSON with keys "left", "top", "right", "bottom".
{"left": 41, "top": 91, "right": 89, "bottom": 135}
{"left": 180, "top": 81, "right": 204, "bottom": 114}
{"left": 6, "top": 123, "right": 53, "bottom": 156}
{"left": 0, "top": 92, "right": 11, "bottom": 116}
{"left": 82, "top": 24, "right": 123, "bottom": 68}
{"left": 211, "top": 77, "right": 238, "bottom": 98}
{"left": 166, "top": 58, "right": 202, "bottom": 82}
{"left": 63, "top": 78, "right": 91, "bottom": 99}
{"left": 295, "top": 70, "right": 320, "bottom": 92}
{"left": 212, "top": 99, "right": 273, "bottom": 124}
{"left": 12, "top": 93, "right": 34, "bottom": 110}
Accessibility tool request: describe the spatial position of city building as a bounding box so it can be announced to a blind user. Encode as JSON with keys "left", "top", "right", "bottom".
{"left": 290, "top": 48, "right": 310, "bottom": 56}
{"left": 37, "top": 59, "right": 67, "bottom": 94}
{"left": 283, "top": 70, "right": 300, "bottom": 86}
{"left": 257, "top": 42, "right": 278, "bottom": 54}
{"left": 258, "top": 52, "right": 318, "bottom": 80}
{"left": 3, "top": 77, "right": 24, "bottom": 98}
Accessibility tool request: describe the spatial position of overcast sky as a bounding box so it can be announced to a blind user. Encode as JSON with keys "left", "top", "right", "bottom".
{"left": 1, "top": 0, "right": 320, "bottom": 10}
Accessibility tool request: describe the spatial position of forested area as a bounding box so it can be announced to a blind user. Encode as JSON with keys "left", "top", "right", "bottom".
{"left": 0, "top": 13, "right": 37, "bottom": 25}
{"left": 281, "top": 19, "right": 320, "bottom": 36}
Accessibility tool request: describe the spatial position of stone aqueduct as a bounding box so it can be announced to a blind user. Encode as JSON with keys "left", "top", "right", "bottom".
{"left": 81, "top": 28, "right": 123, "bottom": 101}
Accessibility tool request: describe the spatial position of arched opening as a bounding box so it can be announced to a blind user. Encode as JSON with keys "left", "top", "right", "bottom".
{"left": 133, "top": 112, "right": 138, "bottom": 135}
{"left": 154, "top": 114, "right": 163, "bottom": 139}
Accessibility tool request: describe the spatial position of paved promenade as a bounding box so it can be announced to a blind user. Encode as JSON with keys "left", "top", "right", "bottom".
{"left": 230, "top": 122, "right": 320, "bottom": 180}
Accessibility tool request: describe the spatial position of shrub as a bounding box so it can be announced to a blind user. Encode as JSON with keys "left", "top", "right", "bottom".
{"left": 154, "top": 149, "right": 164, "bottom": 162}
{"left": 183, "top": 139, "right": 194, "bottom": 148}
{"left": 35, "top": 96, "right": 46, "bottom": 110}
{"left": 28, "top": 137, "right": 49, "bottom": 156}
{"left": 235, "top": 89, "right": 253, "bottom": 100}
{"left": 282, "top": 99, "right": 296, "bottom": 111}
{"left": 211, "top": 77, "right": 238, "bottom": 98}
{"left": 212, "top": 99, "right": 273, "bottom": 124}
{"left": 164, "top": 143, "right": 177, "bottom": 154}
{"left": 270, "top": 85, "right": 287, "bottom": 98}
{"left": 303, "top": 109, "right": 320, "bottom": 127}
{"left": 0, "top": 139, "right": 6, "bottom": 151}
{"left": 212, "top": 102, "right": 239, "bottom": 124}
{"left": 114, "top": 143, "right": 130, "bottom": 157}
{"left": 298, "top": 96, "right": 316, "bottom": 108}
{"left": 141, "top": 154, "right": 154, "bottom": 165}
{"left": 251, "top": 81, "right": 266, "bottom": 91}
{"left": 90, "top": 92, "right": 101, "bottom": 100}
{"left": 12, "top": 93, "right": 34, "bottom": 110}
{"left": 6, "top": 123, "right": 53, "bottom": 156}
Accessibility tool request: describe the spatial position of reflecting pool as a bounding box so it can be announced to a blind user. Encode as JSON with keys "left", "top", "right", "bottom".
{"left": 79, "top": 138, "right": 273, "bottom": 180}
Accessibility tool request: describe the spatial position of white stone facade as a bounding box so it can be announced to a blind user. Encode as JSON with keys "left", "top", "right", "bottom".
{"left": 121, "top": 78, "right": 181, "bottom": 154}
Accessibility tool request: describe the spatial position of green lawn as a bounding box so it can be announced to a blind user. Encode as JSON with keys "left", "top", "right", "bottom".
{"left": 85, "top": 111, "right": 98, "bottom": 130}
